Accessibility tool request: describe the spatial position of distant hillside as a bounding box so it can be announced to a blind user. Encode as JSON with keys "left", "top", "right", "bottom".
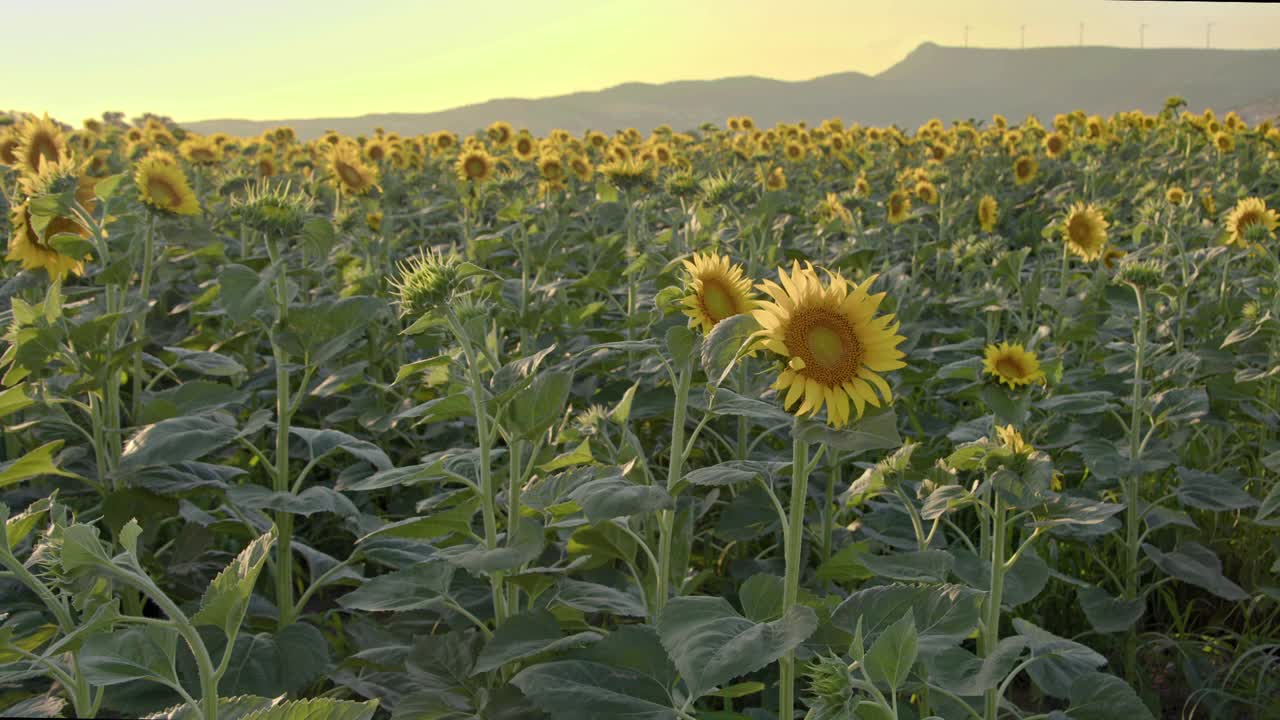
{"left": 182, "top": 43, "right": 1280, "bottom": 139}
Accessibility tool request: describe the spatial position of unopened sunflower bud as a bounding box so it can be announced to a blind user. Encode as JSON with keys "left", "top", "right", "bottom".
{"left": 392, "top": 249, "right": 462, "bottom": 319}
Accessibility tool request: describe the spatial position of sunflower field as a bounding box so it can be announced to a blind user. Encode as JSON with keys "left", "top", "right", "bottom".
{"left": 1, "top": 102, "right": 1279, "bottom": 720}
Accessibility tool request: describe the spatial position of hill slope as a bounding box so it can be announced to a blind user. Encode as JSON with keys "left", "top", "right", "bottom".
{"left": 183, "top": 43, "right": 1280, "bottom": 139}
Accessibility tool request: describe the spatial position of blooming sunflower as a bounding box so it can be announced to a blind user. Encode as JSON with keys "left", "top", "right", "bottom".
{"left": 914, "top": 180, "right": 938, "bottom": 205}
{"left": 135, "top": 152, "right": 201, "bottom": 215}
{"left": 853, "top": 174, "right": 870, "bottom": 197}
{"left": 486, "top": 121, "right": 514, "bottom": 147}
{"left": 538, "top": 153, "right": 565, "bottom": 183}
{"left": 887, "top": 190, "right": 911, "bottom": 224}
{"left": 928, "top": 142, "right": 952, "bottom": 163}
{"left": 752, "top": 262, "right": 906, "bottom": 427}
{"left": 1061, "top": 202, "right": 1108, "bottom": 261}
{"left": 330, "top": 143, "right": 378, "bottom": 194}
{"left": 1212, "top": 131, "right": 1234, "bottom": 154}
{"left": 1223, "top": 197, "right": 1279, "bottom": 247}
{"left": 1043, "top": 132, "right": 1068, "bottom": 159}
{"left": 512, "top": 134, "right": 537, "bottom": 161}
{"left": 1102, "top": 247, "right": 1126, "bottom": 270}
{"left": 978, "top": 194, "right": 998, "bottom": 232}
{"left": 567, "top": 154, "right": 593, "bottom": 182}
{"left": 0, "top": 128, "right": 21, "bottom": 166}
{"left": 455, "top": 147, "right": 495, "bottom": 185}
{"left": 179, "top": 136, "right": 222, "bottom": 166}
{"left": 1012, "top": 155, "right": 1038, "bottom": 185}
{"left": 364, "top": 138, "right": 391, "bottom": 164}
{"left": 784, "top": 141, "right": 805, "bottom": 162}
{"left": 983, "top": 342, "right": 1045, "bottom": 389}
{"left": 1165, "top": 186, "right": 1185, "bottom": 205}
{"left": 432, "top": 131, "right": 457, "bottom": 153}
{"left": 14, "top": 114, "right": 69, "bottom": 175}
{"left": 680, "top": 251, "right": 756, "bottom": 333}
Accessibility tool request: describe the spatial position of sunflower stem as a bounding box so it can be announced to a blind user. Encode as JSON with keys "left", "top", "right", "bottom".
{"left": 1122, "top": 283, "right": 1148, "bottom": 685}
{"left": 982, "top": 493, "right": 1008, "bottom": 720}
{"left": 655, "top": 364, "right": 691, "bottom": 620}
{"left": 779, "top": 426, "right": 811, "bottom": 720}
{"left": 267, "top": 237, "right": 296, "bottom": 629}
{"left": 131, "top": 213, "right": 156, "bottom": 422}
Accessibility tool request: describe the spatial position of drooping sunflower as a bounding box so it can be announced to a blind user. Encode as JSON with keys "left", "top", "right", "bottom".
{"left": 134, "top": 152, "right": 201, "bottom": 215}
{"left": 752, "top": 262, "right": 907, "bottom": 427}
{"left": 1102, "top": 247, "right": 1126, "bottom": 270}
{"left": 330, "top": 143, "right": 378, "bottom": 194}
{"left": 978, "top": 194, "right": 998, "bottom": 232}
{"left": 1042, "top": 132, "right": 1068, "bottom": 159}
{"left": 486, "top": 121, "right": 514, "bottom": 147}
{"left": 680, "top": 252, "right": 756, "bottom": 333}
{"left": 1012, "top": 155, "right": 1038, "bottom": 185}
{"left": 1061, "top": 202, "right": 1108, "bottom": 261}
{"left": 6, "top": 158, "right": 96, "bottom": 279}
{"left": 179, "top": 136, "right": 222, "bottom": 166}
{"left": 455, "top": 147, "right": 496, "bottom": 185}
{"left": 983, "top": 342, "right": 1045, "bottom": 389}
{"left": 761, "top": 165, "right": 787, "bottom": 191}
{"left": 7, "top": 202, "right": 86, "bottom": 279}
{"left": 1223, "top": 197, "right": 1279, "bottom": 247}
{"left": 886, "top": 190, "right": 911, "bottom": 224}
{"left": 14, "top": 114, "right": 69, "bottom": 175}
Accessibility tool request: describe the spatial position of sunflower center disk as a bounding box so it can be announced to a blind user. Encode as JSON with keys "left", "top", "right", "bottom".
{"left": 147, "top": 178, "right": 180, "bottom": 208}
{"left": 786, "top": 309, "right": 863, "bottom": 385}
{"left": 699, "top": 280, "right": 737, "bottom": 322}
{"left": 995, "top": 356, "right": 1025, "bottom": 379}
{"left": 336, "top": 163, "right": 363, "bottom": 187}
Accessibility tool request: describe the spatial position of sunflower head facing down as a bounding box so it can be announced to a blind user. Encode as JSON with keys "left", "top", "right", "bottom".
{"left": 978, "top": 194, "right": 998, "bottom": 232}
{"left": 134, "top": 152, "right": 201, "bottom": 215}
{"left": 983, "top": 342, "right": 1045, "bottom": 389}
{"left": 752, "top": 262, "right": 907, "bottom": 427}
{"left": 1223, "top": 197, "right": 1279, "bottom": 247}
{"left": 679, "top": 252, "right": 756, "bottom": 334}
{"left": 330, "top": 143, "right": 379, "bottom": 195}
{"left": 1061, "top": 202, "right": 1109, "bottom": 261}
{"left": 7, "top": 202, "right": 86, "bottom": 280}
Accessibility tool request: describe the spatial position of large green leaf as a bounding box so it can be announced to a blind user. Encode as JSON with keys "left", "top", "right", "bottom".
{"left": 657, "top": 596, "right": 816, "bottom": 700}
{"left": 831, "top": 583, "right": 984, "bottom": 655}
{"left": 568, "top": 472, "right": 673, "bottom": 523}
{"left": 338, "top": 561, "right": 454, "bottom": 612}
{"left": 0, "top": 441, "right": 79, "bottom": 489}
{"left": 472, "top": 609, "right": 601, "bottom": 674}
{"left": 239, "top": 698, "right": 378, "bottom": 720}
{"left": 121, "top": 416, "right": 238, "bottom": 469}
{"left": 1076, "top": 586, "right": 1144, "bottom": 634}
{"left": 80, "top": 625, "right": 181, "bottom": 688}
{"left": 1058, "top": 672, "right": 1154, "bottom": 720}
{"left": 437, "top": 518, "right": 544, "bottom": 574}
{"left": 859, "top": 550, "right": 954, "bottom": 583}
{"left": 862, "top": 612, "right": 917, "bottom": 691}
{"left": 1142, "top": 542, "right": 1248, "bottom": 601}
{"left": 1012, "top": 619, "right": 1107, "bottom": 699}
{"left": 211, "top": 623, "right": 332, "bottom": 698}
{"left": 506, "top": 370, "right": 574, "bottom": 441}
{"left": 512, "top": 660, "right": 676, "bottom": 720}
{"left": 555, "top": 578, "right": 647, "bottom": 618}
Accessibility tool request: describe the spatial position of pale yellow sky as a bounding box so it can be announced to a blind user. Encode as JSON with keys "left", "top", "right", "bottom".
{"left": 9, "top": 0, "right": 1280, "bottom": 123}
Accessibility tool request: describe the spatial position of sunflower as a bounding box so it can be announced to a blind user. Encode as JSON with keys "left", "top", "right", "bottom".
{"left": 983, "top": 342, "right": 1045, "bottom": 389}
{"left": 364, "top": 138, "right": 391, "bottom": 164}
{"left": 432, "top": 131, "right": 457, "bottom": 153}
{"left": 996, "top": 425, "right": 1032, "bottom": 455}
{"left": 783, "top": 141, "right": 806, "bottom": 162}
{"left": 751, "top": 262, "right": 906, "bottom": 427}
{"left": 567, "top": 154, "right": 593, "bottom": 182}
{"left": 135, "top": 152, "right": 201, "bottom": 215}
{"left": 257, "top": 154, "right": 277, "bottom": 178}
{"left": 914, "top": 180, "right": 938, "bottom": 205}
{"left": 1212, "top": 131, "right": 1234, "bottom": 154}
{"left": 762, "top": 166, "right": 787, "bottom": 191}
{"left": 0, "top": 128, "right": 20, "bottom": 166}
{"left": 680, "top": 252, "right": 756, "bottom": 333}
{"left": 1102, "top": 247, "right": 1126, "bottom": 270}
{"left": 512, "top": 134, "right": 537, "bottom": 161}
{"left": 1061, "top": 202, "right": 1108, "bottom": 261}
{"left": 455, "top": 147, "right": 496, "bottom": 185}
{"left": 978, "top": 195, "right": 998, "bottom": 232}
{"left": 330, "top": 143, "right": 378, "bottom": 194}
{"left": 599, "top": 156, "right": 654, "bottom": 192}
{"left": 538, "top": 153, "right": 565, "bottom": 183}
{"left": 486, "top": 121, "right": 514, "bottom": 147}
{"left": 1200, "top": 189, "right": 1216, "bottom": 217}
{"left": 1223, "top": 197, "right": 1279, "bottom": 247}
{"left": 928, "top": 142, "right": 952, "bottom": 163}
{"left": 887, "top": 190, "right": 911, "bottom": 224}
{"left": 1012, "top": 155, "right": 1038, "bottom": 185}
{"left": 1043, "top": 132, "right": 1068, "bottom": 159}
{"left": 853, "top": 174, "right": 870, "bottom": 197}
{"left": 1165, "top": 186, "right": 1185, "bottom": 205}
{"left": 179, "top": 136, "right": 222, "bottom": 166}
{"left": 14, "top": 114, "right": 69, "bottom": 175}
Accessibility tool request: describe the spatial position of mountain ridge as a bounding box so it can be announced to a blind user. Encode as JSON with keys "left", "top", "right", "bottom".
{"left": 180, "top": 43, "right": 1280, "bottom": 139}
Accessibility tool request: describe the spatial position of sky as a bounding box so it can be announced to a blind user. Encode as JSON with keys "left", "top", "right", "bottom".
{"left": 10, "top": 0, "right": 1280, "bottom": 124}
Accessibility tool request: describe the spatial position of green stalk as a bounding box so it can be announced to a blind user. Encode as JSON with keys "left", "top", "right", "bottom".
{"left": 655, "top": 365, "right": 692, "bottom": 619}
{"left": 267, "top": 238, "right": 295, "bottom": 629}
{"left": 1122, "top": 284, "right": 1148, "bottom": 683}
{"left": 821, "top": 454, "right": 841, "bottom": 564}
{"left": 779, "top": 428, "right": 811, "bottom": 720}
{"left": 982, "top": 495, "right": 1007, "bottom": 720}
{"left": 131, "top": 213, "right": 156, "bottom": 421}
{"left": 507, "top": 439, "right": 525, "bottom": 616}
{"left": 452, "top": 310, "right": 506, "bottom": 625}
